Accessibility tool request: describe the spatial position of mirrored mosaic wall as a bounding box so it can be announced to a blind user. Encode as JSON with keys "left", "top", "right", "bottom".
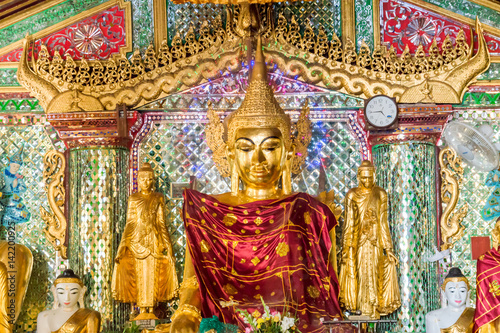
{"left": 137, "top": 118, "right": 362, "bottom": 280}
{"left": 373, "top": 142, "right": 439, "bottom": 333}
{"left": 447, "top": 112, "right": 500, "bottom": 302}
{"left": 0, "top": 125, "right": 65, "bottom": 333}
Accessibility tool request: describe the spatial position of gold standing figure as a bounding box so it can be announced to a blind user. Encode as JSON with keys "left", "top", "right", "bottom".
{"left": 339, "top": 160, "right": 401, "bottom": 319}
{"left": 112, "top": 163, "right": 178, "bottom": 320}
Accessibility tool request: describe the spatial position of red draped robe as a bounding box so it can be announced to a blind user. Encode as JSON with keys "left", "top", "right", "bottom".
{"left": 183, "top": 189, "right": 342, "bottom": 333}
{"left": 474, "top": 248, "right": 500, "bottom": 332}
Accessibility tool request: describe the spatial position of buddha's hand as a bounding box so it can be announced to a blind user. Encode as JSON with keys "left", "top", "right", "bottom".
{"left": 170, "top": 313, "right": 200, "bottom": 333}
{"left": 386, "top": 249, "right": 399, "bottom": 265}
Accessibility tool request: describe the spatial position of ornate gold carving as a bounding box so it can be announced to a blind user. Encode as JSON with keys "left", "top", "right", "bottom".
{"left": 17, "top": 6, "right": 490, "bottom": 110}
{"left": 18, "top": 12, "right": 244, "bottom": 112}
{"left": 268, "top": 16, "right": 490, "bottom": 104}
{"left": 40, "top": 150, "right": 67, "bottom": 259}
{"left": 439, "top": 147, "right": 469, "bottom": 251}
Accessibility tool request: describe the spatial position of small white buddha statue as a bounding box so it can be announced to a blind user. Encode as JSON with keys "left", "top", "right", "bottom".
{"left": 425, "top": 267, "right": 474, "bottom": 333}
{"left": 37, "top": 269, "right": 101, "bottom": 333}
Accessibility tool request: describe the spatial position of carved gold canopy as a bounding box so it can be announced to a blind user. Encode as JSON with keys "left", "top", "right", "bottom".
{"left": 17, "top": 6, "right": 490, "bottom": 113}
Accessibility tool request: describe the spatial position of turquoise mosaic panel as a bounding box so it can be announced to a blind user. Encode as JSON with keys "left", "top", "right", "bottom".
{"left": 355, "top": 0, "right": 373, "bottom": 49}
{"left": 68, "top": 147, "right": 129, "bottom": 332}
{"left": 166, "top": 1, "right": 225, "bottom": 43}
{"left": 0, "top": 68, "right": 21, "bottom": 87}
{"left": 425, "top": 0, "right": 500, "bottom": 29}
{"left": 274, "top": 0, "right": 341, "bottom": 40}
{"left": 373, "top": 142, "right": 439, "bottom": 333}
{"left": 0, "top": 125, "right": 65, "bottom": 332}
{"left": 131, "top": 0, "right": 154, "bottom": 51}
{"left": 138, "top": 120, "right": 362, "bottom": 280}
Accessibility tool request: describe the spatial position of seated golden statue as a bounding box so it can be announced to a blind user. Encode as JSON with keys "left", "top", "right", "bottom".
{"left": 425, "top": 267, "right": 474, "bottom": 333}
{"left": 339, "top": 160, "right": 400, "bottom": 319}
{"left": 37, "top": 269, "right": 101, "bottom": 333}
{"left": 112, "top": 163, "right": 178, "bottom": 320}
{"left": 0, "top": 241, "right": 33, "bottom": 332}
{"left": 170, "top": 36, "right": 342, "bottom": 333}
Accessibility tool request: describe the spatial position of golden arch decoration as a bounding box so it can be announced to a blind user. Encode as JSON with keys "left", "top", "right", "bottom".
{"left": 17, "top": 6, "right": 490, "bottom": 113}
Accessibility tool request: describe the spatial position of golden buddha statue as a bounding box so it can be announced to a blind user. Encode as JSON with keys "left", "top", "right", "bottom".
{"left": 426, "top": 267, "right": 474, "bottom": 333}
{"left": 112, "top": 163, "right": 178, "bottom": 320}
{"left": 170, "top": 36, "right": 342, "bottom": 333}
{"left": 0, "top": 241, "right": 33, "bottom": 332}
{"left": 339, "top": 160, "right": 400, "bottom": 319}
{"left": 37, "top": 269, "right": 101, "bottom": 333}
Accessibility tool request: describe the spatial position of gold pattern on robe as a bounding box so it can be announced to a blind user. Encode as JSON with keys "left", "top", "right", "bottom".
{"left": 251, "top": 257, "right": 261, "bottom": 266}
{"left": 52, "top": 308, "right": 101, "bottom": 333}
{"left": 304, "top": 211, "right": 312, "bottom": 224}
{"left": 223, "top": 284, "right": 238, "bottom": 295}
{"left": 276, "top": 243, "right": 290, "bottom": 257}
{"left": 307, "top": 286, "right": 320, "bottom": 299}
{"left": 200, "top": 240, "right": 210, "bottom": 253}
{"left": 440, "top": 307, "right": 474, "bottom": 333}
{"left": 254, "top": 217, "right": 263, "bottom": 226}
{"left": 223, "top": 214, "right": 237, "bottom": 226}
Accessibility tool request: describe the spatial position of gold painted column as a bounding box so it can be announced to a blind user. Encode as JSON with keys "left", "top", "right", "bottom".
{"left": 153, "top": 0, "right": 168, "bottom": 51}
{"left": 48, "top": 110, "right": 137, "bottom": 331}
{"left": 341, "top": 0, "right": 356, "bottom": 46}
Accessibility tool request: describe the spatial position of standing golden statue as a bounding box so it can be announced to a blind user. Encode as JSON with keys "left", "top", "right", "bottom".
{"left": 37, "top": 269, "right": 101, "bottom": 333}
{"left": 0, "top": 241, "right": 33, "bottom": 332}
{"left": 170, "top": 35, "right": 342, "bottom": 333}
{"left": 339, "top": 160, "right": 401, "bottom": 319}
{"left": 112, "top": 163, "right": 178, "bottom": 320}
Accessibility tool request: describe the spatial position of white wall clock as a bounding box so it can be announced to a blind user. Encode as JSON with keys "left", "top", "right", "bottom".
{"left": 364, "top": 95, "right": 399, "bottom": 129}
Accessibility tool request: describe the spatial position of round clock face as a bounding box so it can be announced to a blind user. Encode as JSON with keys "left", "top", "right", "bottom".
{"left": 365, "top": 96, "right": 398, "bottom": 128}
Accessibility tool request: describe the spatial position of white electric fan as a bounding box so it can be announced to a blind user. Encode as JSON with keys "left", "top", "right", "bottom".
{"left": 443, "top": 122, "right": 500, "bottom": 172}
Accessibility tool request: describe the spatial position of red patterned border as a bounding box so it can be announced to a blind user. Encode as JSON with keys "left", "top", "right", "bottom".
{"left": 381, "top": 0, "right": 500, "bottom": 56}
{"left": 0, "top": 4, "right": 127, "bottom": 62}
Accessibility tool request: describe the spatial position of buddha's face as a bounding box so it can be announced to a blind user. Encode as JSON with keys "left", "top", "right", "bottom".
{"left": 55, "top": 282, "right": 82, "bottom": 311}
{"left": 358, "top": 171, "right": 375, "bottom": 189}
{"left": 233, "top": 127, "right": 285, "bottom": 188}
{"left": 444, "top": 280, "right": 468, "bottom": 308}
{"left": 138, "top": 171, "right": 154, "bottom": 192}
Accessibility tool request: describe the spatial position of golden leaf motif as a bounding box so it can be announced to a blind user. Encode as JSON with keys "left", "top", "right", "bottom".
{"left": 254, "top": 217, "right": 263, "bottom": 226}
{"left": 200, "top": 240, "right": 210, "bottom": 253}
{"left": 223, "top": 213, "right": 237, "bottom": 227}
{"left": 276, "top": 242, "right": 290, "bottom": 257}
{"left": 201, "top": 206, "right": 207, "bottom": 213}
{"left": 223, "top": 283, "right": 238, "bottom": 295}
{"left": 251, "top": 257, "right": 261, "bottom": 266}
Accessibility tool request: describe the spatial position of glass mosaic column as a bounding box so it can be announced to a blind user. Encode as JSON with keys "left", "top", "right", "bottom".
{"left": 373, "top": 142, "right": 440, "bottom": 333}
{"left": 47, "top": 109, "right": 136, "bottom": 332}
{"left": 68, "top": 147, "right": 129, "bottom": 330}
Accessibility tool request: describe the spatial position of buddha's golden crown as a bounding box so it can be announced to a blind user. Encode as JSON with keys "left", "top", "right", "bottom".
{"left": 206, "top": 36, "right": 311, "bottom": 177}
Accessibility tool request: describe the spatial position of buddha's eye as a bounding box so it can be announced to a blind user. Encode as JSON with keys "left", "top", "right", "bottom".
{"left": 236, "top": 144, "right": 253, "bottom": 152}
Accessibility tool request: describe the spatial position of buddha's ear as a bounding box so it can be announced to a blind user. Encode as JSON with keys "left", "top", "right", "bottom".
{"left": 51, "top": 286, "right": 58, "bottom": 309}
{"left": 79, "top": 286, "right": 87, "bottom": 308}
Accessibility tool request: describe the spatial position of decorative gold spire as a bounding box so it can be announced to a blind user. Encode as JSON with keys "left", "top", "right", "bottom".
{"left": 206, "top": 35, "right": 312, "bottom": 178}
{"left": 224, "top": 36, "right": 292, "bottom": 150}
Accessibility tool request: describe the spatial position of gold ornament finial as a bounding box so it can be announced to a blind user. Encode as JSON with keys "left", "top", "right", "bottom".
{"left": 206, "top": 35, "right": 312, "bottom": 177}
